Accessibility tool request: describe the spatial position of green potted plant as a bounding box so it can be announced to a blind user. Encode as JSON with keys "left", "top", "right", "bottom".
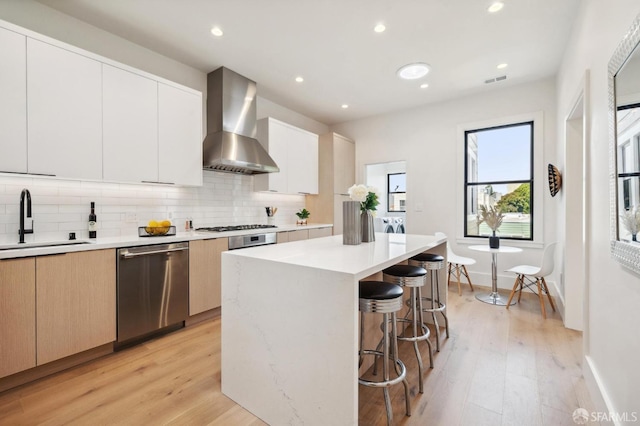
{"left": 296, "top": 208, "right": 310, "bottom": 225}
{"left": 477, "top": 204, "right": 504, "bottom": 248}
{"left": 348, "top": 184, "right": 380, "bottom": 242}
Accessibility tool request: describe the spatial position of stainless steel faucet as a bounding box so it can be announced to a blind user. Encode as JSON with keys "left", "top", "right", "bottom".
{"left": 19, "top": 188, "right": 33, "bottom": 243}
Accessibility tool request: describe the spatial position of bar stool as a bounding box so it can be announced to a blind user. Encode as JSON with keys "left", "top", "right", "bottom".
{"left": 409, "top": 253, "right": 449, "bottom": 352}
{"left": 382, "top": 264, "right": 433, "bottom": 394}
{"left": 359, "top": 281, "right": 411, "bottom": 424}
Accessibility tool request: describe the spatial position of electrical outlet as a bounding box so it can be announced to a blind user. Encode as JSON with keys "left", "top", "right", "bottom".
{"left": 415, "top": 203, "right": 424, "bottom": 212}
{"left": 125, "top": 212, "right": 137, "bottom": 223}
{"left": 167, "top": 211, "right": 174, "bottom": 219}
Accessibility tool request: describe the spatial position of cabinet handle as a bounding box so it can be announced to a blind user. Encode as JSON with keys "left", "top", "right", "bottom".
{"left": 141, "top": 180, "right": 175, "bottom": 185}
{"left": 298, "top": 192, "right": 310, "bottom": 195}
{"left": 121, "top": 247, "right": 188, "bottom": 259}
{"left": 269, "top": 190, "right": 279, "bottom": 192}
{"left": 0, "top": 171, "right": 56, "bottom": 177}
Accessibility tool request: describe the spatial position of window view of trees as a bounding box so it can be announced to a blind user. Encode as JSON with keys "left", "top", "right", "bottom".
{"left": 464, "top": 122, "right": 534, "bottom": 240}
{"left": 496, "top": 183, "right": 530, "bottom": 213}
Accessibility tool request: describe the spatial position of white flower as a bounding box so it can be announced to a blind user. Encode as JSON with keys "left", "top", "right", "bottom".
{"left": 348, "top": 184, "right": 368, "bottom": 202}
{"left": 367, "top": 186, "right": 380, "bottom": 197}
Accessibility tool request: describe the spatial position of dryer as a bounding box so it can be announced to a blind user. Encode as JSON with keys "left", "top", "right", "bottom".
{"left": 374, "top": 217, "right": 396, "bottom": 233}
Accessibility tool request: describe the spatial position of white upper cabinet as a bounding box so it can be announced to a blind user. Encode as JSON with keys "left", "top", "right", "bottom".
{"left": 254, "top": 118, "right": 318, "bottom": 194}
{"left": 0, "top": 20, "right": 203, "bottom": 185}
{"left": 287, "top": 128, "right": 318, "bottom": 194}
{"left": 27, "top": 38, "right": 102, "bottom": 180}
{"left": 103, "top": 64, "right": 159, "bottom": 183}
{"left": 0, "top": 27, "right": 27, "bottom": 174}
{"left": 158, "top": 83, "right": 203, "bottom": 186}
{"left": 333, "top": 134, "right": 355, "bottom": 194}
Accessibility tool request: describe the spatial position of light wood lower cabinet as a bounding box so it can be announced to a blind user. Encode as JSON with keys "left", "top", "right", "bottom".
{"left": 309, "top": 227, "right": 333, "bottom": 238}
{"left": 0, "top": 258, "right": 36, "bottom": 379}
{"left": 277, "top": 230, "right": 307, "bottom": 243}
{"left": 36, "top": 250, "right": 116, "bottom": 365}
{"left": 277, "top": 227, "right": 332, "bottom": 243}
{"left": 189, "top": 238, "right": 228, "bottom": 315}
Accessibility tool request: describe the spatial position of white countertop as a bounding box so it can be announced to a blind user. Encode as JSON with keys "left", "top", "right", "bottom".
{"left": 0, "top": 223, "right": 332, "bottom": 259}
{"left": 221, "top": 232, "right": 446, "bottom": 424}
{"left": 224, "top": 232, "right": 446, "bottom": 280}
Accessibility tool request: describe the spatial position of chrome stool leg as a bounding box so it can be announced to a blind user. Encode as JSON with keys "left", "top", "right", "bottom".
{"left": 409, "top": 254, "right": 449, "bottom": 353}
{"left": 358, "top": 281, "right": 411, "bottom": 424}
{"left": 382, "top": 265, "right": 432, "bottom": 393}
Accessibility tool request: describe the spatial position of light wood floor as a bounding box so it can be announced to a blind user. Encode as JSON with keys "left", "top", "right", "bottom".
{"left": 0, "top": 286, "right": 597, "bottom": 426}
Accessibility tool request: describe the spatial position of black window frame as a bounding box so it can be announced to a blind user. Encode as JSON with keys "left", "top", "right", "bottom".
{"left": 616, "top": 103, "right": 640, "bottom": 211}
{"left": 463, "top": 121, "right": 534, "bottom": 241}
{"left": 387, "top": 172, "right": 406, "bottom": 213}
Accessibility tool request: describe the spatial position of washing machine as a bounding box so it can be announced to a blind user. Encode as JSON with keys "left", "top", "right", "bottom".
{"left": 374, "top": 217, "right": 396, "bottom": 233}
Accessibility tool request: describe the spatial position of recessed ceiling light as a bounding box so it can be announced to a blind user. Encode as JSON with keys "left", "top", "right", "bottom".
{"left": 295, "top": 76, "right": 304, "bottom": 83}
{"left": 497, "top": 63, "right": 508, "bottom": 69}
{"left": 397, "top": 63, "right": 430, "bottom": 80}
{"left": 341, "top": 104, "right": 349, "bottom": 109}
{"left": 420, "top": 83, "right": 429, "bottom": 89}
{"left": 374, "top": 23, "right": 386, "bottom": 33}
{"left": 488, "top": 2, "right": 504, "bottom": 13}
{"left": 210, "top": 27, "right": 223, "bottom": 37}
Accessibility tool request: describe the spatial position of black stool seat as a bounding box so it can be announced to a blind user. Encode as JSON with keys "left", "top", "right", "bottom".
{"left": 411, "top": 253, "right": 445, "bottom": 263}
{"left": 382, "top": 264, "right": 427, "bottom": 277}
{"left": 359, "top": 281, "right": 403, "bottom": 300}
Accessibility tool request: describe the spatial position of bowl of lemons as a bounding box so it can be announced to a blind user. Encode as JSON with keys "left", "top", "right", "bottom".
{"left": 140, "top": 220, "right": 174, "bottom": 237}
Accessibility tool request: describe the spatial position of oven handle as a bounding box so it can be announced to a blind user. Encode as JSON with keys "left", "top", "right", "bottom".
{"left": 120, "top": 246, "right": 188, "bottom": 259}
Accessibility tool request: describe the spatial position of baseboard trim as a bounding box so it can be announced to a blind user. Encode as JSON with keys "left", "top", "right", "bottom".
{"left": 584, "top": 355, "right": 616, "bottom": 424}
{"left": 185, "top": 306, "right": 220, "bottom": 326}
{"left": 0, "top": 343, "right": 113, "bottom": 394}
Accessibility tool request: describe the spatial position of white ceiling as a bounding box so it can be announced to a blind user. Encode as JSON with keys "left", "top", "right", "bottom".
{"left": 35, "top": 0, "right": 581, "bottom": 125}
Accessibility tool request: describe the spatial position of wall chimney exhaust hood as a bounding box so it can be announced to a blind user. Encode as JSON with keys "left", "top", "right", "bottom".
{"left": 202, "top": 67, "right": 279, "bottom": 174}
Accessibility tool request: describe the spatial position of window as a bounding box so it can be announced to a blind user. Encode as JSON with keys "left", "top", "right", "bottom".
{"left": 464, "top": 121, "right": 533, "bottom": 240}
{"left": 617, "top": 104, "right": 640, "bottom": 221}
{"left": 388, "top": 173, "right": 406, "bottom": 212}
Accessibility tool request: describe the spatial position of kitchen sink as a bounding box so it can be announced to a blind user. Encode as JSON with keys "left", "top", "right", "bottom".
{"left": 0, "top": 240, "right": 93, "bottom": 251}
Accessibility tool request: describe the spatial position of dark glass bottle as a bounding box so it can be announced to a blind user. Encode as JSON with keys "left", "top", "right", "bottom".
{"left": 89, "top": 202, "right": 97, "bottom": 238}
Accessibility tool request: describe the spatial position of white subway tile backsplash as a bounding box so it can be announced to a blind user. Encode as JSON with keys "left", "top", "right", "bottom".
{"left": 0, "top": 171, "right": 306, "bottom": 240}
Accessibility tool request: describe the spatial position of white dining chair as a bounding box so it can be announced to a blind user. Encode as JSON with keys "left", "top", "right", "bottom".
{"left": 505, "top": 242, "right": 558, "bottom": 318}
{"left": 434, "top": 232, "right": 476, "bottom": 295}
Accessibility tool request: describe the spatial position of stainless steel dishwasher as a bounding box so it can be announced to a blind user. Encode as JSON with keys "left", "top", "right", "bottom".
{"left": 116, "top": 242, "right": 189, "bottom": 346}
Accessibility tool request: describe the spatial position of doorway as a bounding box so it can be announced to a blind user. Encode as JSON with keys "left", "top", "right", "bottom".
{"left": 562, "top": 72, "right": 589, "bottom": 332}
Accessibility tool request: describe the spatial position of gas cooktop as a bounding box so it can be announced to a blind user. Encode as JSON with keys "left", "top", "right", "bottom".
{"left": 196, "top": 224, "right": 277, "bottom": 233}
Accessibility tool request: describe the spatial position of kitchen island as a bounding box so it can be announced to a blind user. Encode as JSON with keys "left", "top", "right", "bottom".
{"left": 221, "top": 233, "right": 446, "bottom": 425}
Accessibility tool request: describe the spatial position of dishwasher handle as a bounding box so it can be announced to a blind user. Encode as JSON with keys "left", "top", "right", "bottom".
{"left": 120, "top": 246, "right": 188, "bottom": 259}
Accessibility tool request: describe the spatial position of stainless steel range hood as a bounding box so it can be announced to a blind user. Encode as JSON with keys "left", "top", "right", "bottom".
{"left": 202, "top": 67, "right": 279, "bottom": 174}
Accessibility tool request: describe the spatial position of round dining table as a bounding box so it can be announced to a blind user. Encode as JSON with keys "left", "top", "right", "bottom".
{"left": 468, "top": 245, "right": 523, "bottom": 306}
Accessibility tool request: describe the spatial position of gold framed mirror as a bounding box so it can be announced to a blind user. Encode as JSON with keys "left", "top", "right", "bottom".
{"left": 610, "top": 12, "right": 640, "bottom": 271}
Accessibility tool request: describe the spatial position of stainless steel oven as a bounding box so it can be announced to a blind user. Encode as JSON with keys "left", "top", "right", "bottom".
{"left": 195, "top": 224, "right": 277, "bottom": 250}
{"left": 228, "top": 232, "right": 277, "bottom": 250}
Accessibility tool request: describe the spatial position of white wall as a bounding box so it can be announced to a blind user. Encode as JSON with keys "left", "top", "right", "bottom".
{"left": 333, "top": 78, "right": 558, "bottom": 291}
{"left": 556, "top": 0, "right": 640, "bottom": 415}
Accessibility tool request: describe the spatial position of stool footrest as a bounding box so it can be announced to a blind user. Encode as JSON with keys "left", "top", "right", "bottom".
{"left": 416, "top": 297, "right": 446, "bottom": 312}
{"left": 359, "top": 351, "right": 407, "bottom": 388}
{"left": 395, "top": 318, "right": 431, "bottom": 342}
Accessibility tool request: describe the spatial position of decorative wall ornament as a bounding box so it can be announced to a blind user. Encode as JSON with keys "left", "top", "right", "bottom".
{"left": 548, "top": 164, "right": 562, "bottom": 197}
